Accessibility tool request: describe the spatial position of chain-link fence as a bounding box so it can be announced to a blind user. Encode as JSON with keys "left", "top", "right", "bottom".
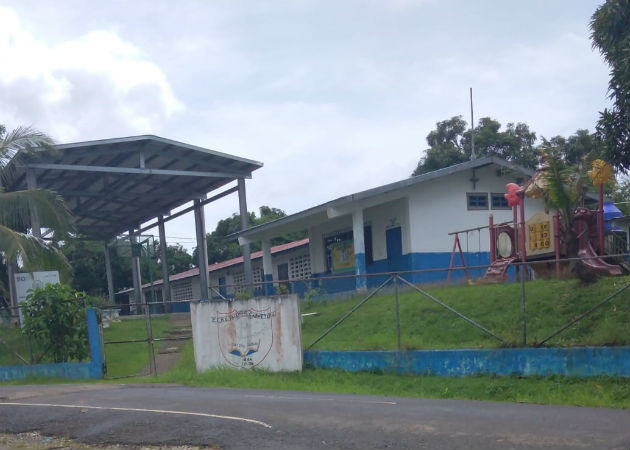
{"left": 3, "top": 252, "right": 628, "bottom": 379}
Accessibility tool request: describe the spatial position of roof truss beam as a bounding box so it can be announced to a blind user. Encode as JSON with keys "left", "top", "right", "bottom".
{"left": 23, "top": 163, "right": 252, "bottom": 179}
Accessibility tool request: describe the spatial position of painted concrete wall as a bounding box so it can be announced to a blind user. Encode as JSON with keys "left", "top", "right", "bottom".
{"left": 304, "top": 347, "right": 630, "bottom": 377}
{"left": 407, "top": 165, "right": 544, "bottom": 253}
{"left": 0, "top": 308, "right": 104, "bottom": 381}
{"left": 364, "top": 198, "right": 410, "bottom": 260}
{"left": 191, "top": 295, "right": 302, "bottom": 372}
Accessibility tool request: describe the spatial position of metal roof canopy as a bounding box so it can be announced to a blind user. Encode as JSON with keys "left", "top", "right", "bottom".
{"left": 11, "top": 135, "right": 263, "bottom": 241}
{"left": 236, "top": 156, "right": 533, "bottom": 243}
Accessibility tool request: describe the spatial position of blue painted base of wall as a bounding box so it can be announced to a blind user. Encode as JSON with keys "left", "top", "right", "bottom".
{"left": 171, "top": 302, "right": 191, "bottom": 313}
{"left": 304, "top": 347, "right": 630, "bottom": 378}
{"left": 311, "top": 251, "right": 494, "bottom": 296}
{"left": 0, "top": 361, "right": 98, "bottom": 381}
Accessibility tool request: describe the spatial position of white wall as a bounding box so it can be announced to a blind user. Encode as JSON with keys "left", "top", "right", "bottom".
{"left": 191, "top": 295, "right": 302, "bottom": 372}
{"left": 363, "top": 198, "right": 410, "bottom": 260}
{"left": 407, "top": 165, "right": 544, "bottom": 253}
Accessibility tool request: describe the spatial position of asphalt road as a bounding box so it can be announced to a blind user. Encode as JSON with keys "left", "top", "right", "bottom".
{"left": 0, "top": 384, "right": 628, "bottom": 450}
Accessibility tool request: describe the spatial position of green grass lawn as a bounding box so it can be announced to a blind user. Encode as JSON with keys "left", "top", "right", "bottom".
{"left": 102, "top": 316, "right": 171, "bottom": 378}
{"left": 301, "top": 277, "right": 630, "bottom": 350}
{"left": 2, "top": 278, "right": 629, "bottom": 409}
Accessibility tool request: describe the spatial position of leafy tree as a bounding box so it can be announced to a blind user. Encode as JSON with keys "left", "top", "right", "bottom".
{"left": 193, "top": 205, "right": 307, "bottom": 264}
{"left": 590, "top": 0, "right": 630, "bottom": 173}
{"left": 21, "top": 283, "right": 89, "bottom": 363}
{"left": 0, "top": 125, "right": 75, "bottom": 296}
{"left": 541, "top": 130, "right": 604, "bottom": 166}
{"left": 611, "top": 175, "right": 630, "bottom": 215}
{"left": 412, "top": 116, "right": 468, "bottom": 175}
{"left": 62, "top": 239, "right": 192, "bottom": 296}
{"left": 412, "top": 117, "right": 537, "bottom": 175}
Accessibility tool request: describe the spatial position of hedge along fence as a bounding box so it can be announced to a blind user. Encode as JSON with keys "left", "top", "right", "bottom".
{"left": 0, "top": 308, "right": 104, "bottom": 381}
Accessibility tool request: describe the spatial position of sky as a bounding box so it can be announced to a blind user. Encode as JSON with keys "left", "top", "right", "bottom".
{"left": 0, "top": 0, "right": 612, "bottom": 252}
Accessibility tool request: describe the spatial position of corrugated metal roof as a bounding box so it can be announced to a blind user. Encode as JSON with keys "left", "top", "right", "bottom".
{"left": 10, "top": 135, "right": 263, "bottom": 240}
{"left": 235, "top": 156, "right": 534, "bottom": 241}
{"left": 118, "top": 237, "right": 310, "bottom": 292}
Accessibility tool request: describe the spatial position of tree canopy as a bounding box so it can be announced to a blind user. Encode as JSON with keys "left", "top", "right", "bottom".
{"left": 62, "top": 239, "right": 193, "bottom": 297}
{"left": 412, "top": 115, "right": 607, "bottom": 177}
{"left": 193, "top": 205, "right": 307, "bottom": 265}
{"left": 412, "top": 116, "right": 538, "bottom": 176}
{"left": 590, "top": 0, "right": 630, "bottom": 174}
{"left": 0, "top": 125, "right": 75, "bottom": 303}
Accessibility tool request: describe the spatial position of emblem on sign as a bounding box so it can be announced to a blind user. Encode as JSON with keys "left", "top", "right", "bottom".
{"left": 213, "top": 306, "right": 276, "bottom": 368}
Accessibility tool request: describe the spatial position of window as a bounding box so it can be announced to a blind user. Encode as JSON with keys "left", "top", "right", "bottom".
{"left": 467, "top": 192, "right": 488, "bottom": 210}
{"left": 172, "top": 280, "right": 193, "bottom": 301}
{"left": 491, "top": 193, "right": 510, "bottom": 210}
{"left": 289, "top": 254, "right": 311, "bottom": 280}
{"left": 233, "top": 268, "right": 263, "bottom": 293}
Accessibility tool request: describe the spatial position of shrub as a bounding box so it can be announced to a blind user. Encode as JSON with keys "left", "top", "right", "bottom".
{"left": 21, "top": 283, "right": 89, "bottom": 363}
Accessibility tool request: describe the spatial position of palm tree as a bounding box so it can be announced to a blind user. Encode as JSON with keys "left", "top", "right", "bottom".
{"left": 0, "top": 125, "right": 75, "bottom": 299}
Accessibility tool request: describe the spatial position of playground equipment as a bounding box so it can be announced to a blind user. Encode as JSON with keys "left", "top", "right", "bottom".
{"left": 478, "top": 160, "right": 623, "bottom": 283}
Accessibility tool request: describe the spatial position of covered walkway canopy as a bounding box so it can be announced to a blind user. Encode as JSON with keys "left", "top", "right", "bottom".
{"left": 10, "top": 135, "right": 263, "bottom": 304}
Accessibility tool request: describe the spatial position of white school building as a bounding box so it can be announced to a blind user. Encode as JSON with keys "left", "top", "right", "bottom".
{"left": 121, "top": 156, "right": 549, "bottom": 307}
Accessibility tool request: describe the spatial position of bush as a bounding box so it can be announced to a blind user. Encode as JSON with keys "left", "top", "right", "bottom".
{"left": 21, "top": 283, "right": 89, "bottom": 363}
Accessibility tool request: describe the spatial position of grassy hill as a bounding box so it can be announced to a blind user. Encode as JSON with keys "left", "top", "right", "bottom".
{"left": 300, "top": 277, "right": 629, "bottom": 350}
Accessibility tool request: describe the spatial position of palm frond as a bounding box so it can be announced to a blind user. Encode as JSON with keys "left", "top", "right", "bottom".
{"left": 0, "top": 189, "right": 75, "bottom": 236}
{"left": 0, "top": 224, "right": 71, "bottom": 276}
{"left": 0, "top": 126, "right": 56, "bottom": 185}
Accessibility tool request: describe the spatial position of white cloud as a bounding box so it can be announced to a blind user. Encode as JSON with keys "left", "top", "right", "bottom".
{"left": 0, "top": 6, "right": 183, "bottom": 141}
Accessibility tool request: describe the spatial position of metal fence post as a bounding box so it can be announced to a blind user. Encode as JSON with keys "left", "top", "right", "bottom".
{"left": 394, "top": 274, "right": 401, "bottom": 353}
{"left": 520, "top": 263, "right": 527, "bottom": 346}
{"left": 144, "top": 296, "right": 157, "bottom": 376}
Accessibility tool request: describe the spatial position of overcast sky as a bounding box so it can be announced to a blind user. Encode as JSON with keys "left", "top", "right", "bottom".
{"left": 0, "top": 1, "right": 612, "bottom": 251}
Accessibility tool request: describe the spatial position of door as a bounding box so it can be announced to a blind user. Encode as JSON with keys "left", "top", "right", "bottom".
{"left": 277, "top": 263, "right": 289, "bottom": 293}
{"left": 218, "top": 277, "right": 227, "bottom": 298}
{"left": 386, "top": 227, "right": 403, "bottom": 272}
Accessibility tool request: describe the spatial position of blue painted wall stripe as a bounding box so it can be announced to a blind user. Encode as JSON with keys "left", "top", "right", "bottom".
{"left": 355, "top": 252, "right": 367, "bottom": 290}
{"left": 304, "top": 347, "right": 630, "bottom": 378}
{"left": 263, "top": 273, "right": 275, "bottom": 295}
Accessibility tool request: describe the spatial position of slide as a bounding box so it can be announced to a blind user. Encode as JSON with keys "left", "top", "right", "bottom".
{"left": 578, "top": 242, "right": 623, "bottom": 276}
{"left": 481, "top": 257, "right": 518, "bottom": 284}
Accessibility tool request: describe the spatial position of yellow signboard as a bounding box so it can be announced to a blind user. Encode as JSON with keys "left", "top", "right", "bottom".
{"left": 525, "top": 211, "right": 555, "bottom": 257}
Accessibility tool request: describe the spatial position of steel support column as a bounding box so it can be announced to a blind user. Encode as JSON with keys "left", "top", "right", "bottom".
{"left": 26, "top": 169, "right": 41, "bottom": 238}
{"left": 129, "top": 229, "right": 143, "bottom": 310}
{"left": 103, "top": 242, "right": 115, "bottom": 305}
{"left": 158, "top": 215, "right": 172, "bottom": 306}
{"left": 238, "top": 178, "right": 253, "bottom": 289}
{"left": 194, "top": 199, "right": 209, "bottom": 301}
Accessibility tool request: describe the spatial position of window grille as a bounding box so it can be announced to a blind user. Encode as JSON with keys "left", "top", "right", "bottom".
{"left": 289, "top": 254, "right": 311, "bottom": 280}
{"left": 491, "top": 193, "right": 510, "bottom": 210}
{"left": 172, "top": 280, "right": 193, "bottom": 301}
{"left": 467, "top": 192, "right": 488, "bottom": 210}
{"left": 233, "top": 268, "right": 263, "bottom": 293}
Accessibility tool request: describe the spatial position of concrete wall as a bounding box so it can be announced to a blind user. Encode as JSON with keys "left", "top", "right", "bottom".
{"left": 407, "top": 165, "right": 544, "bottom": 253}
{"left": 191, "top": 295, "right": 302, "bottom": 372}
{"left": 364, "top": 198, "right": 410, "bottom": 260}
{"left": 304, "top": 347, "right": 630, "bottom": 377}
{"left": 0, "top": 308, "right": 104, "bottom": 381}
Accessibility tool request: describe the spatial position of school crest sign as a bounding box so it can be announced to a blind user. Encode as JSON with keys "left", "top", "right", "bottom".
{"left": 191, "top": 295, "right": 302, "bottom": 372}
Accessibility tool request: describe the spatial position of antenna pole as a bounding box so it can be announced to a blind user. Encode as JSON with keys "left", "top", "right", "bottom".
{"left": 470, "top": 87, "right": 476, "bottom": 160}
